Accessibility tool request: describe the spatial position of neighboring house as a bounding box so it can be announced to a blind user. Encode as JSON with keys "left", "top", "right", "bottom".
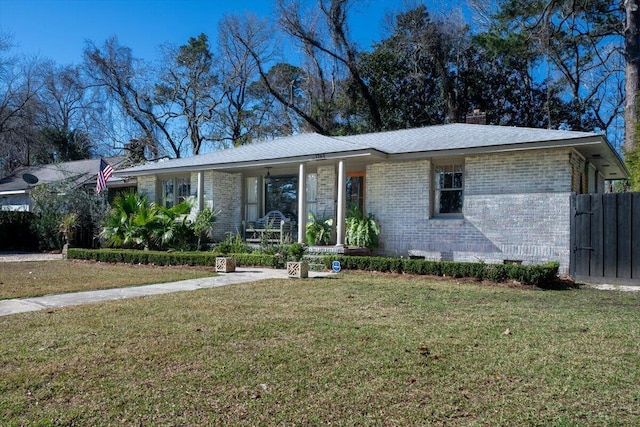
{"left": 116, "top": 123, "right": 627, "bottom": 273}
{"left": 0, "top": 157, "right": 135, "bottom": 212}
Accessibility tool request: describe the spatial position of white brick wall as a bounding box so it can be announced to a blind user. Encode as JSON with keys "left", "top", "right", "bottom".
{"left": 207, "top": 171, "right": 242, "bottom": 241}
{"left": 365, "top": 148, "right": 574, "bottom": 272}
{"left": 366, "top": 160, "right": 430, "bottom": 254}
{"left": 136, "top": 175, "right": 157, "bottom": 201}
{"left": 316, "top": 165, "right": 336, "bottom": 219}
{"left": 135, "top": 146, "right": 576, "bottom": 272}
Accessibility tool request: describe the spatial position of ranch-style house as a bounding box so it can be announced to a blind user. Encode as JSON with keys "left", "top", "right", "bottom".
{"left": 116, "top": 123, "right": 627, "bottom": 273}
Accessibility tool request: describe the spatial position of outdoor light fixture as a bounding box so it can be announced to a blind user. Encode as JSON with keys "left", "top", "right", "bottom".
{"left": 264, "top": 167, "right": 272, "bottom": 183}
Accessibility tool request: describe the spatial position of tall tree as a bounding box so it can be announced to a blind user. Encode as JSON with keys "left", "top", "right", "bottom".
{"left": 356, "top": 6, "right": 461, "bottom": 129}
{"left": 0, "top": 37, "right": 46, "bottom": 174}
{"left": 247, "top": 62, "right": 306, "bottom": 139}
{"left": 218, "top": 15, "right": 266, "bottom": 146}
{"left": 156, "top": 34, "right": 221, "bottom": 155}
{"left": 36, "top": 64, "right": 96, "bottom": 161}
{"left": 479, "top": 0, "right": 625, "bottom": 141}
{"left": 84, "top": 37, "right": 182, "bottom": 158}
{"left": 624, "top": 0, "right": 640, "bottom": 153}
{"left": 225, "top": 11, "right": 333, "bottom": 136}
{"left": 277, "top": 0, "right": 381, "bottom": 132}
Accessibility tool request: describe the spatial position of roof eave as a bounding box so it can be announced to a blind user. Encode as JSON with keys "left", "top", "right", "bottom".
{"left": 0, "top": 189, "right": 28, "bottom": 196}
{"left": 116, "top": 149, "right": 386, "bottom": 177}
{"left": 389, "top": 136, "right": 628, "bottom": 179}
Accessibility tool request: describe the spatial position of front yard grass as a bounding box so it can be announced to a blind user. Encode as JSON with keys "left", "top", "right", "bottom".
{"left": 1, "top": 272, "right": 639, "bottom": 426}
{"left": 0, "top": 260, "right": 215, "bottom": 300}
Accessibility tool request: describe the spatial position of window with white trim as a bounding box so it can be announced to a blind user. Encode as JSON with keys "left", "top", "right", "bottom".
{"left": 306, "top": 173, "right": 317, "bottom": 217}
{"left": 433, "top": 163, "right": 464, "bottom": 216}
{"left": 245, "top": 176, "right": 259, "bottom": 222}
{"left": 160, "top": 176, "right": 191, "bottom": 208}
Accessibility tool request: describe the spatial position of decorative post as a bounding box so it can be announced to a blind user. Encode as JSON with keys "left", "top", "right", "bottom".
{"left": 336, "top": 160, "right": 346, "bottom": 247}
{"left": 298, "top": 163, "right": 306, "bottom": 244}
{"left": 197, "top": 171, "right": 204, "bottom": 211}
{"left": 287, "top": 261, "right": 309, "bottom": 278}
{"left": 216, "top": 257, "right": 236, "bottom": 273}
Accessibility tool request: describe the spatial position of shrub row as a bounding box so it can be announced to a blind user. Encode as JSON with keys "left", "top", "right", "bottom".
{"left": 67, "top": 248, "right": 277, "bottom": 268}
{"left": 322, "top": 255, "right": 559, "bottom": 287}
{"left": 67, "top": 249, "right": 559, "bottom": 287}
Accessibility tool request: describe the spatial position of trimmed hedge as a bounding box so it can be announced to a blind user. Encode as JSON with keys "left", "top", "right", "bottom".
{"left": 67, "top": 249, "right": 559, "bottom": 287}
{"left": 322, "top": 255, "right": 559, "bottom": 287}
{"left": 67, "top": 248, "right": 278, "bottom": 268}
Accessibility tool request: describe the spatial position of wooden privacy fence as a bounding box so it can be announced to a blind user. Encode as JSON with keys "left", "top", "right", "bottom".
{"left": 570, "top": 192, "right": 640, "bottom": 285}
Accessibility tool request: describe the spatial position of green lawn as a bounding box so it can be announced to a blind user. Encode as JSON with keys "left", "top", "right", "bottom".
{"left": 0, "top": 260, "right": 215, "bottom": 300}
{"left": 1, "top": 272, "right": 639, "bottom": 426}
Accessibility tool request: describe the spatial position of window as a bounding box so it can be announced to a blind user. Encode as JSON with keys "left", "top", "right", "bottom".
{"left": 433, "top": 164, "right": 463, "bottom": 216}
{"left": 160, "top": 176, "right": 191, "bottom": 208}
{"left": 245, "top": 176, "right": 259, "bottom": 222}
{"left": 265, "top": 175, "right": 298, "bottom": 221}
{"left": 306, "top": 173, "right": 317, "bottom": 217}
{"left": 346, "top": 172, "right": 365, "bottom": 214}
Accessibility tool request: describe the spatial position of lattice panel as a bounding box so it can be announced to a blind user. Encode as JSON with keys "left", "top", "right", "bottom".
{"left": 215, "top": 257, "right": 236, "bottom": 273}
{"left": 287, "top": 261, "right": 308, "bottom": 278}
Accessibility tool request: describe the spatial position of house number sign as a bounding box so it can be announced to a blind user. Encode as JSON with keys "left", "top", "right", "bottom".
{"left": 332, "top": 260, "right": 341, "bottom": 273}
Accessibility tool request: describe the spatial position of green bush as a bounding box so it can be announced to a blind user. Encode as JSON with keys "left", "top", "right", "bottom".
{"left": 31, "top": 183, "right": 107, "bottom": 251}
{"left": 217, "top": 233, "right": 250, "bottom": 254}
{"left": 67, "top": 248, "right": 276, "bottom": 269}
{"left": 321, "top": 255, "right": 559, "bottom": 287}
{"left": 100, "top": 192, "right": 196, "bottom": 251}
{"left": 67, "top": 249, "right": 560, "bottom": 287}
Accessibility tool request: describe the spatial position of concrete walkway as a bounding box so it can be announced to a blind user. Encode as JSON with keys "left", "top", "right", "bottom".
{"left": 0, "top": 264, "right": 333, "bottom": 317}
{"left": 0, "top": 252, "right": 64, "bottom": 262}
{"left": 1, "top": 252, "right": 637, "bottom": 317}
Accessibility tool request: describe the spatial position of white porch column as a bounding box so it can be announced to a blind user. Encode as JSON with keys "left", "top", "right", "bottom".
{"left": 297, "top": 163, "right": 306, "bottom": 244}
{"left": 336, "top": 160, "right": 346, "bottom": 247}
{"left": 197, "top": 171, "right": 204, "bottom": 211}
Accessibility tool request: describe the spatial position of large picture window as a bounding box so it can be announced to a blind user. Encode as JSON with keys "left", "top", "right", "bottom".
{"left": 160, "top": 176, "right": 191, "bottom": 208}
{"left": 265, "top": 175, "right": 298, "bottom": 221}
{"left": 434, "top": 164, "right": 463, "bottom": 216}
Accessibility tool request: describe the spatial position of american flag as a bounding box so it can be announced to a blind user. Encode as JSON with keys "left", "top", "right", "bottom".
{"left": 96, "top": 158, "right": 113, "bottom": 193}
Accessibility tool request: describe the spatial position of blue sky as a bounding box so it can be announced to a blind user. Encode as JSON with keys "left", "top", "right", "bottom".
{"left": 0, "top": 0, "right": 464, "bottom": 66}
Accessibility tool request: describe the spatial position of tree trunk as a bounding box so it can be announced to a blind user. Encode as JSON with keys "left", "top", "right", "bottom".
{"left": 625, "top": 0, "right": 640, "bottom": 153}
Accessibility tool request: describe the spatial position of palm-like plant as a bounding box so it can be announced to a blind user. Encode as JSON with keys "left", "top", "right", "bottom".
{"left": 345, "top": 207, "right": 380, "bottom": 249}
{"left": 101, "top": 192, "right": 145, "bottom": 248}
{"left": 101, "top": 192, "right": 164, "bottom": 250}
{"left": 101, "top": 192, "right": 200, "bottom": 250}
{"left": 193, "top": 208, "right": 218, "bottom": 249}
{"left": 306, "top": 212, "right": 333, "bottom": 245}
{"left": 154, "top": 200, "right": 193, "bottom": 249}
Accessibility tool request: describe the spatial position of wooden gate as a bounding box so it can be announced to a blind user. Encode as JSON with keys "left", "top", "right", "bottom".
{"left": 570, "top": 193, "right": 640, "bottom": 285}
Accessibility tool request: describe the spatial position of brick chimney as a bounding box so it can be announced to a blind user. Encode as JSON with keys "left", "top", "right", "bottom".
{"left": 466, "top": 109, "right": 486, "bottom": 125}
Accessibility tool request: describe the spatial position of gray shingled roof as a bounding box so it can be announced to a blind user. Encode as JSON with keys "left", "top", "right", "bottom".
{"left": 121, "top": 133, "right": 373, "bottom": 173}
{"left": 118, "top": 124, "right": 623, "bottom": 177}
{"left": 338, "top": 123, "right": 600, "bottom": 154}
{"left": 0, "top": 157, "right": 128, "bottom": 193}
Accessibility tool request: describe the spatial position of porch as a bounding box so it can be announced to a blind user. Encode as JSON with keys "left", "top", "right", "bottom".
{"left": 186, "top": 159, "right": 369, "bottom": 249}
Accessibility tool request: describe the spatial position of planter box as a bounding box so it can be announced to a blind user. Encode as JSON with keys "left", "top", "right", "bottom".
{"left": 287, "top": 261, "right": 308, "bottom": 278}
{"left": 216, "top": 257, "right": 236, "bottom": 273}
